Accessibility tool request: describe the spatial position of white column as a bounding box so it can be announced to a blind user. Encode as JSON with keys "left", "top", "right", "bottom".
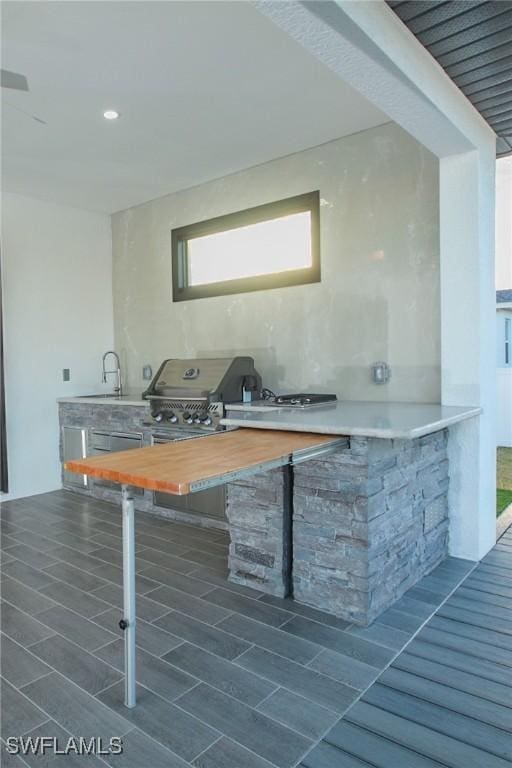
{"left": 440, "top": 149, "right": 496, "bottom": 560}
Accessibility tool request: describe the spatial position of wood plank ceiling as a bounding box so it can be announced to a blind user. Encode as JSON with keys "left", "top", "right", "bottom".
{"left": 387, "top": 1, "right": 512, "bottom": 156}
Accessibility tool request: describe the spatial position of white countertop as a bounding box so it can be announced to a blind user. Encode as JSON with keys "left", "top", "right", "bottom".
{"left": 57, "top": 393, "right": 148, "bottom": 407}
{"left": 222, "top": 401, "right": 481, "bottom": 439}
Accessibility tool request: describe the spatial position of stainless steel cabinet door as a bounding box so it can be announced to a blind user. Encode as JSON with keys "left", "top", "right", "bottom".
{"left": 152, "top": 434, "right": 226, "bottom": 520}
{"left": 153, "top": 486, "right": 226, "bottom": 519}
{"left": 62, "top": 426, "right": 88, "bottom": 488}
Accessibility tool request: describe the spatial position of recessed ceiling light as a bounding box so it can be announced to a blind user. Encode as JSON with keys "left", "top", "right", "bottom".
{"left": 103, "top": 110, "right": 120, "bottom": 120}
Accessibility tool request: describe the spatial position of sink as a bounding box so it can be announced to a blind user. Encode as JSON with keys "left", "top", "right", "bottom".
{"left": 81, "top": 393, "right": 126, "bottom": 399}
{"left": 77, "top": 393, "right": 145, "bottom": 401}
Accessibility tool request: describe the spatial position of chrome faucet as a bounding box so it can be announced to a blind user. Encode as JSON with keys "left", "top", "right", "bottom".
{"left": 102, "top": 351, "right": 122, "bottom": 396}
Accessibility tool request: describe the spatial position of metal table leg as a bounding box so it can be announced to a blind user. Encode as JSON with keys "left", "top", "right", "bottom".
{"left": 121, "top": 484, "right": 136, "bottom": 707}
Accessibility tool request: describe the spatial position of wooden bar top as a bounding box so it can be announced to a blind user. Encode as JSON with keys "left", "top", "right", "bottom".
{"left": 64, "top": 428, "right": 340, "bottom": 495}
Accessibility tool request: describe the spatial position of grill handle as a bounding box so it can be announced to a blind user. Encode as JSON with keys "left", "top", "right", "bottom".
{"left": 145, "top": 395, "right": 209, "bottom": 402}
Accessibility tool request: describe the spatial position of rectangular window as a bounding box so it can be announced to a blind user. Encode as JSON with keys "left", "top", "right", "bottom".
{"left": 172, "top": 191, "right": 320, "bottom": 301}
{"left": 506, "top": 318, "right": 511, "bottom": 365}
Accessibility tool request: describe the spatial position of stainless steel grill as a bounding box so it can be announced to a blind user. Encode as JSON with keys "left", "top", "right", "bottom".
{"left": 143, "top": 356, "right": 261, "bottom": 431}
{"left": 143, "top": 356, "right": 262, "bottom": 521}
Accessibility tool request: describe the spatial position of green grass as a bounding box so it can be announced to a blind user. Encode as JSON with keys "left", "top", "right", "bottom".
{"left": 497, "top": 447, "right": 512, "bottom": 489}
{"left": 497, "top": 447, "right": 512, "bottom": 518}
{"left": 497, "top": 489, "right": 512, "bottom": 517}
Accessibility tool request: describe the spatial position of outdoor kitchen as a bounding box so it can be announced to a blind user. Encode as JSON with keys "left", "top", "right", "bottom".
{"left": 56, "top": 120, "right": 484, "bottom": 642}
{"left": 60, "top": 353, "right": 478, "bottom": 632}
{"left": 2, "top": 2, "right": 505, "bottom": 765}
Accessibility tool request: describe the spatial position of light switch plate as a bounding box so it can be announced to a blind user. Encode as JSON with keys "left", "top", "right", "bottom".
{"left": 62, "top": 368, "right": 70, "bottom": 382}
{"left": 142, "top": 365, "right": 153, "bottom": 380}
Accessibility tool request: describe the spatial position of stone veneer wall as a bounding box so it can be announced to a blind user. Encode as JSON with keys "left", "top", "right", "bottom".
{"left": 226, "top": 431, "right": 449, "bottom": 624}
{"left": 226, "top": 468, "right": 291, "bottom": 597}
{"left": 59, "top": 402, "right": 151, "bottom": 441}
{"left": 293, "top": 431, "right": 449, "bottom": 624}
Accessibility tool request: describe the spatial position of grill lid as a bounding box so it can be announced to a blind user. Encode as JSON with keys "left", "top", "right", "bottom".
{"left": 143, "top": 357, "right": 261, "bottom": 403}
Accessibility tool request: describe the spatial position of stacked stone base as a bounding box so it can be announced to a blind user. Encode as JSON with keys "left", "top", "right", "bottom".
{"left": 227, "top": 431, "right": 449, "bottom": 625}
{"left": 226, "top": 468, "right": 290, "bottom": 597}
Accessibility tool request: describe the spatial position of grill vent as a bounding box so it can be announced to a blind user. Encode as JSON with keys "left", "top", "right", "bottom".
{"left": 157, "top": 400, "right": 203, "bottom": 412}
{"left": 152, "top": 400, "right": 221, "bottom": 413}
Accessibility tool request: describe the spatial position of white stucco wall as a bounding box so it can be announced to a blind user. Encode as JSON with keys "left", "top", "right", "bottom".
{"left": 1, "top": 193, "right": 114, "bottom": 500}
{"left": 496, "top": 157, "right": 512, "bottom": 290}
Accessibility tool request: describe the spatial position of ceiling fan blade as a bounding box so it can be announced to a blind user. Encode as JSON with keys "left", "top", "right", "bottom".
{"left": 1, "top": 69, "right": 29, "bottom": 91}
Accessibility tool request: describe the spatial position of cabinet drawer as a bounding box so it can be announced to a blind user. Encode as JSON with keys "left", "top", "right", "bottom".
{"left": 90, "top": 431, "right": 111, "bottom": 450}
{"left": 111, "top": 434, "right": 142, "bottom": 452}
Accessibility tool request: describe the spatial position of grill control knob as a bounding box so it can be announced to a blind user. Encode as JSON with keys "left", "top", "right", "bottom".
{"left": 166, "top": 413, "right": 178, "bottom": 423}
{"left": 193, "top": 415, "right": 202, "bottom": 424}
{"left": 200, "top": 414, "right": 212, "bottom": 426}
{"left": 154, "top": 412, "right": 164, "bottom": 422}
{"left": 182, "top": 412, "right": 193, "bottom": 424}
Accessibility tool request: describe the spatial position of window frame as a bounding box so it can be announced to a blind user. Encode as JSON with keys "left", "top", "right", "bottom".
{"left": 171, "top": 191, "right": 320, "bottom": 302}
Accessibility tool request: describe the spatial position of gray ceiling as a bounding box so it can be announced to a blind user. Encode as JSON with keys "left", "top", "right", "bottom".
{"left": 387, "top": 0, "right": 512, "bottom": 156}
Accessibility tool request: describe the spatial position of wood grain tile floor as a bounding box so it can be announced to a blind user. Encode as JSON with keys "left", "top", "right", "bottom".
{"left": 1, "top": 490, "right": 506, "bottom": 767}
{"left": 302, "top": 526, "right": 512, "bottom": 768}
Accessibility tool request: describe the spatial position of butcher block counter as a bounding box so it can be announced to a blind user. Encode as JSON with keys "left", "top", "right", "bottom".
{"left": 64, "top": 428, "right": 345, "bottom": 494}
